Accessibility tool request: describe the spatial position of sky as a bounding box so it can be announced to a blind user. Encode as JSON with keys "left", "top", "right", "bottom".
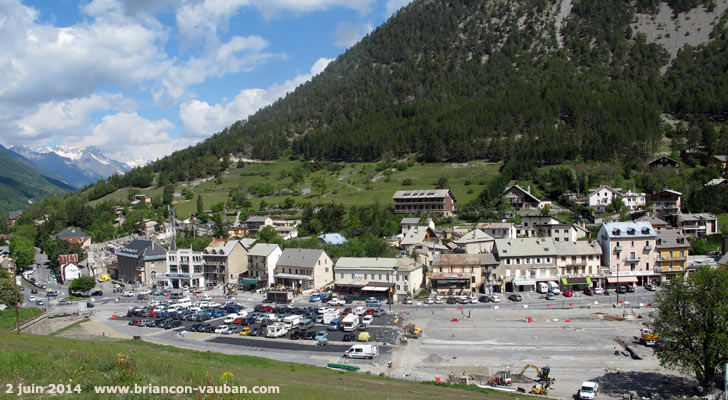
{"left": 0, "top": 0, "right": 414, "bottom": 164}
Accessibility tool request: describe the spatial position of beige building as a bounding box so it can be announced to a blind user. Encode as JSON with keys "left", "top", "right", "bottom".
{"left": 492, "top": 238, "right": 558, "bottom": 292}
{"left": 430, "top": 253, "right": 489, "bottom": 294}
{"left": 274, "top": 248, "right": 333, "bottom": 292}
{"left": 597, "top": 222, "right": 659, "bottom": 287}
{"left": 202, "top": 239, "right": 249, "bottom": 286}
{"left": 115, "top": 239, "right": 167, "bottom": 285}
{"left": 475, "top": 222, "right": 517, "bottom": 239}
{"left": 656, "top": 229, "right": 690, "bottom": 282}
{"left": 247, "top": 243, "right": 283, "bottom": 288}
{"left": 334, "top": 257, "right": 423, "bottom": 301}
{"left": 553, "top": 241, "right": 603, "bottom": 288}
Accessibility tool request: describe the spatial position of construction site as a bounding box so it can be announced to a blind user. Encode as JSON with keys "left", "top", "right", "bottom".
{"left": 389, "top": 305, "right": 700, "bottom": 399}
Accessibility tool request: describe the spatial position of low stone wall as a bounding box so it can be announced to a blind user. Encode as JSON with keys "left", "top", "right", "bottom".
{"left": 16, "top": 312, "right": 86, "bottom": 335}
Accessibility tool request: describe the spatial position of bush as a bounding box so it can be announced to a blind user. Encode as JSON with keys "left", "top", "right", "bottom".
{"left": 402, "top": 178, "right": 413, "bottom": 186}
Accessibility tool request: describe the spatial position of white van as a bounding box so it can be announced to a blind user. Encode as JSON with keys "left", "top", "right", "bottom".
{"left": 342, "top": 314, "right": 359, "bottom": 332}
{"left": 283, "top": 315, "right": 303, "bottom": 329}
{"left": 537, "top": 282, "right": 549, "bottom": 294}
{"left": 547, "top": 281, "right": 560, "bottom": 295}
{"left": 354, "top": 306, "right": 365, "bottom": 315}
{"left": 343, "top": 344, "right": 379, "bottom": 359}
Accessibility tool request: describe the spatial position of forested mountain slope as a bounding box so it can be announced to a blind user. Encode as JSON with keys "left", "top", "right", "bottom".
{"left": 132, "top": 0, "right": 728, "bottom": 184}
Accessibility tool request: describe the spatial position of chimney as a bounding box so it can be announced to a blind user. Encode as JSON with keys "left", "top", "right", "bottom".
{"left": 527, "top": 185, "right": 531, "bottom": 193}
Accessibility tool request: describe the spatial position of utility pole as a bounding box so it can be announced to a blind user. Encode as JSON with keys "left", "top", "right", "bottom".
{"left": 11, "top": 265, "right": 20, "bottom": 335}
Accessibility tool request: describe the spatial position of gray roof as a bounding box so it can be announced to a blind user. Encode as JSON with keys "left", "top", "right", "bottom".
{"left": 494, "top": 238, "right": 557, "bottom": 258}
{"left": 400, "top": 217, "right": 420, "bottom": 224}
{"left": 481, "top": 253, "right": 498, "bottom": 266}
{"left": 246, "top": 215, "right": 270, "bottom": 223}
{"left": 277, "top": 248, "right": 328, "bottom": 268}
{"left": 600, "top": 222, "right": 656, "bottom": 239}
{"left": 248, "top": 243, "right": 281, "bottom": 257}
{"left": 392, "top": 189, "right": 453, "bottom": 200}
{"left": 711, "top": 155, "right": 728, "bottom": 162}
{"left": 118, "top": 239, "right": 167, "bottom": 260}
{"left": 240, "top": 238, "right": 257, "bottom": 249}
{"left": 553, "top": 241, "right": 602, "bottom": 256}
{"left": 400, "top": 226, "right": 435, "bottom": 245}
{"left": 656, "top": 229, "right": 691, "bottom": 249}
{"left": 7, "top": 210, "right": 22, "bottom": 220}
{"left": 432, "top": 253, "right": 481, "bottom": 266}
{"left": 54, "top": 227, "right": 88, "bottom": 239}
{"left": 706, "top": 178, "right": 728, "bottom": 186}
{"left": 504, "top": 185, "right": 541, "bottom": 203}
{"left": 454, "top": 229, "right": 494, "bottom": 244}
{"left": 677, "top": 213, "right": 717, "bottom": 223}
{"left": 335, "top": 257, "right": 418, "bottom": 272}
{"left": 635, "top": 216, "right": 667, "bottom": 226}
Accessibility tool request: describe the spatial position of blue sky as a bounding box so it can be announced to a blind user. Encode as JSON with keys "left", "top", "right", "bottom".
{"left": 0, "top": 0, "right": 412, "bottom": 163}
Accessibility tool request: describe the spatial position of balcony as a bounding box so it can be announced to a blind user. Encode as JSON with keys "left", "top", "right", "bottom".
{"left": 644, "top": 245, "right": 653, "bottom": 251}
{"left": 614, "top": 246, "right": 622, "bottom": 252}
{"left": 625, "top": 255, "right": 640, "bottom": 262}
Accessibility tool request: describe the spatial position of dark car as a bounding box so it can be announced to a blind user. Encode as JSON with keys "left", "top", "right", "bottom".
{"left": 626, "top": 285, "right": 635, "bottom": 293}
{"left": 508, "top": 294, "right": 523, "bottom": 302}
{"left": 166, "top": 320, "right": 182, "bottom": 330}
{"left": 290, "top": 330, "right": 302, "bottom": 340}
{"left": 250, "top": 327, "right": 261, "bottom": 336}
{"left": 137, "top": 294, "right": 148, "bottom": 300}
{"left": 342, "top": 334, "right": 354, "bottom": 342}
{"left": 189, "top": 323, "right": 202, "bottom": 332}
{"left": 91, "top": 290, "right": 104, "bottom": 296}
{"left": 478, "top": 295, "right": 490, "bottom": 303}
{"left": 446, "top": 297, "right": 457, "bottom": 304}
{"left": 583, "top": 288, "right": 595, "bottom": 296}
{"left": 617, "top": 286, "right": 628, "bottom": 294}
{"left": 304, "top": 331, "right": 317, "bottom": 340}
{"left": 31, "top": 289, "right": 38, "bottom": 294}
{"left": 86, "top": 302, "right": 95, "bottom": 308}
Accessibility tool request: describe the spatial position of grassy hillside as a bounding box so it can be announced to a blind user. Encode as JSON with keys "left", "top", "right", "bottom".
{"left": 0, "top": 332, "right": 527, "bottom": 400}
{"left": 0, "top": 146, "right": 72, "bottom": 216}
{"left": 88, "top": 159, "right": 501, "bottom": 219}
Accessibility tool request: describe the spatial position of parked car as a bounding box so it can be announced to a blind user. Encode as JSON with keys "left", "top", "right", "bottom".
{"left": 31, "top": 289, "right": 38, "bottom": 294}
{"left": 86, "top": 302, "right": 95, "bottom": 308}
{"left": 35, "top": 300, "right": 45, "bottom": 305}
{"left": 594, "top": 287, "right": 603, "bottom": 295}
{"left": 357, "top": 323, "right": 368, "bottom": 331}
{"left": 490, "top": 294, "right": 501, "bottom": 303}
{"left": 645, "top": 284, "right": 657, "bottom": 291}
{"left": 508, "top": 294, "right": 522, "bottom": 302}
{"left": 361, "top": 315, "right": 374, "bottom": 325}
{"left": 29, "top": 296, "right": 37, "bottom": 302}
{"left": 91, "top": 290, "right": 103, "bottom": 296}
{"left": 617, "top": 286, "right": 628, "bottom": 294}
{"left": 578, "top": 381, "right": 599, "bottom": 400}
{"left": 224, "top": 314, "right": 239, "bottom": 324}
{"left": 58, "top": 299, "right": 72, "bottom": 305}
{"left": 446, "top": 297, "right": 457, "bottom": 304}
{"left": 239, "top": 327, "right": 251, "bottom": 336}
{"left": 290, "top": 330, "right": 303, "bottom": 340}
{"left": 250, "top": 327, "right": 261, "bottom": 336}
{"left": 364, "top": 308, "right": 375, "bottom": 315}
{"left": 328, "top": 298, "right": 344, "bottom": 306}
{"left": 545, "top": 293, "right": 556, "bottom": 301}
{"left": 478, "top": 295, "right": 491, "bottom": 303}
{"left": 315, "top": 331, "right": 328, "bottom": 344}
{"left": 563, "top": 290, "right": 574, "bottom": 297}
{"left": 342, "top": 334, "right": 354, "bottom": 341}
{"left": 304, "top": 331, "right": 317, "bottom": 340}
{"left": 404, "top": 298, "right": 413, "bottom": 305}
{"left": 626, "top": 285, "right": 635, "bottom": 293}
{"left": 424, "top": 298, "right": 434, "bottom": 304}
{"left": 137, "top": 294, "right": 149, "bottom": 300}
{"left": 583, "top": 288, "right": 595, "bottom": 296}
{"left": 373, "top": 309, "right": 386, "bottom": 317}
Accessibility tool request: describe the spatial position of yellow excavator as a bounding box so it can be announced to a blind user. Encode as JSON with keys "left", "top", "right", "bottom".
{"left": 403, "top": 323, "right": 422, "bottom": 338}
{"left": 640, "top": 326, "right": 658, "bottom": 346}
{"left": 519, "top": 364, "right": 554, "bottom": 395}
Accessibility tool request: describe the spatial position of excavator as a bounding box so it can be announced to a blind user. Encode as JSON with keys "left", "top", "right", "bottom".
{"left": 640, "top": 325, "right": 658, "bottom": 346}
{"left": 403, "top": 323, "right": 422, "bottom": 338}
{"left": 519, "top": 364, "right": 554, "bottom": 395}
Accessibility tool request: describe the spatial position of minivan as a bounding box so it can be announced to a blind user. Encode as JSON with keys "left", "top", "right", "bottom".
{"left": 328, "top": 318, "right": 341, "bottom": 331}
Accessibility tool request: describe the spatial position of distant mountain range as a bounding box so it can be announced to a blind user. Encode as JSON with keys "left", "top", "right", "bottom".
{"left": 0, "top": 145, "right": 74, "bottom": 217}
{"left": 9, "top": 145, "right": 143, "bottom": 188}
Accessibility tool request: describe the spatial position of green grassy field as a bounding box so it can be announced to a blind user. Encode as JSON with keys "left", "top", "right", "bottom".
{"left": 0, "top": 332, "right": 532, "bottom": 399}
{"left": 0, "top": 307, "right": 43, "bottom": 330}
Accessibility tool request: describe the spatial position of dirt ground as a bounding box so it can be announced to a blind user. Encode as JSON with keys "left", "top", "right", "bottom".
{"left": 389, "top": 305, "right": 701, "bottom": 399}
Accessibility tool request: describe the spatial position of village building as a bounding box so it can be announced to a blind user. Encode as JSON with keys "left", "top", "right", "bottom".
{"left": 115, "top": 239, "right": 167, "bottom": 285}
{"left": 202, "top": 239, "right": 249, "bottom": 286}
{"left": 655, "top": 229, "right": 690, "bottom": 283}
{"left": 492, "top": 238, "right": 558, "bottom": 292}
{"left": 246, "top": 243, "right": 282, "bottom": 288}
{"left": 475, "top": 222, "right": 517, "bottom": 239}
{"left": 453, "top": 229, "right": 495, "bottom": 254}
{"left": 673, "top": 213, "right": 718, "bottom": 238}
{"left": 430, "top": 253, "right": 487, "bottom": 294}
{"left": 334, "top": 257, "right": 422, "bottom": 301}
{"left": 274, "top": 248, "right": 333, "bottom": 292}
{"left": 165, "top": 248, "right": 205, "bottom": 289}
{"left": 597, "top": 222, "right": 659, "bottom": 287}
{"left": 503, "top": 185, "right": 543, "bottom": 209}
{"left": 392, "top": 189, "right": 457, "bottom": 216}
{"left": 647, "top": 190, "right": 682, "bottom": 218}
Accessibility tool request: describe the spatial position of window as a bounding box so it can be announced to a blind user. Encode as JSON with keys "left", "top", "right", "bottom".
{"left": 546, "top": 257, "right": 551, "bottom": 263}
{"left": 680, "top": 250, "right": 685, "bottom": 257}
{"left": 631, "top": 241, "right": 635, "bottom": 247}
{"left": 404, "top": 275, "right": 408, "bottom": 282}
{"left": 561, "top": 256, "right": 566, "bottom": 261}
{"left": 325, "top": 268, "right": 329, "bottom": 273}
{"left": 363, "top": 274, "right": 368, "bottom": 280}
{"left": 340, "top": 273, "right": 344, "bottom": 279}
{"left": 170, "top": 265, "right": 178, "bottom": 273}
{"left": 631, "top": 263, "right": 636, "bottom": 271}
{"left": 506, "top": 259, "right": 511, "bottom": 265}
{"left": 194, "top": 266, "right": 202, "bottom": 274}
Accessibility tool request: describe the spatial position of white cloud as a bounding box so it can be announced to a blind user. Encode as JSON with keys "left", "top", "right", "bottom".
{"left": 74, "top": 112, "right": 193, "bottom": 162}
{"left": 153, "top": 35, "right": 283, "bottom": 105}
{"left": 16, "top": 94, "right": 136, "bottom": 140}
{"left": 385, "top": 0, "right": 413, "bottom": 17}
{"left": 179, "top": 57, "right": 333, "bottom": 137}
{"left": 334, "top": 22, "right": 373, "bottom": 48}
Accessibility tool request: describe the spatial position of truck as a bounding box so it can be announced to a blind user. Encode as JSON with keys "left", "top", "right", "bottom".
{"left": 547, "top": 281, "right": 560, "bottom": 295}
{"left": 578, "top": 381, "right": 599, "bottom": 400}
{"left": 537, "top": 282, "right": 549, "bottom": 294}
{"left": 343, "top": 344, "right": 379, "bottom": 359}
{"left": 283, "top": 315, "right": 303, "bottom": 329}
{"left": 342, "top": 314, "right": 359, "bottom": 332}
{"left": 265, "top": 322, "right": 289, "bottom": 338}
{"left": 321, "top": 311, "right": 340, "bottom": 325}
{"left": 266, "top": 291, "right": 293, "bottom": 304}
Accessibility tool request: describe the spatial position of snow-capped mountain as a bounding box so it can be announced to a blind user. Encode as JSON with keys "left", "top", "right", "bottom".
{"left": 10, "top": 145, "right": 133, "bottom": 188}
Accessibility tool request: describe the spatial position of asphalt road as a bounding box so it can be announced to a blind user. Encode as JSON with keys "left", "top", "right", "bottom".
{"left": 208, "top": 336, "right": 386, "bottom": 354}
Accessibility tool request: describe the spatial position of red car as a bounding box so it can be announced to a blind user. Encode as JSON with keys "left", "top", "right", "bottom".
{"left": 364, "top": 308, "right": 375, "bottom": 315}
{"left": 342, "top": 308, "right": 352, "bottom": 316}
{"left": 563, "top": 290, "right": 574, "bottom": 297}
{"left": 260, "top": 306, "right": 273, "bottom": 313}
{"left": 233, "top": 317, "right": 243, "bottom": 325}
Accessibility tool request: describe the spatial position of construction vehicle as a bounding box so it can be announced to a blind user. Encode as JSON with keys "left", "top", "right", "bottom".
{"left": 518, "top": 364, "right": 554, "bottom": 395}
{"left": 489, "top": 370, "right": 513, "bottom": 387}
{"left": 403, "top": 322, "right": 422, "bottom": 338}
{"left": 640, "top": 326, "right": 658, "bottom": 346}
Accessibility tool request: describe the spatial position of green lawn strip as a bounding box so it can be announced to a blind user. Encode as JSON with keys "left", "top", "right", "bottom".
{"left": 49, "top": 318, "right": 89, "bottom": 336}
{"left": 0, "top": 307, "right": 43, "bottom": 330}
{"left": 0, "top": 332, "right": 531, "bottom": 400}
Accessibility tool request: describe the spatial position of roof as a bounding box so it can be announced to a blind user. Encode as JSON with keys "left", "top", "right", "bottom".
{"left": 705, "top": 178, "right": 728, "bottom": 186}
{"left": 656, "top": 229, "right": 691, "bottom": 249}
{"left": 676, "top": 213, "right": 717, "bottom": 223}
{"left": 587, "top": 185, "right": 620, "bottom": 198}
{"left": 392, "top": 189, "right": 454, "bottom": 200}
{"left": 600, "top": 222, "right": 657, "bottom": 239}
{"left": 240, "top": 238, "right": 257, "bottom": 249}
{"left": 432, "top": 253, "right": 481, "bottom": 266}
{"left": 454, "top": 229, "right": 494, "bottom": 244}
{"left": 247, "top": 243, "right": 281, "bottom": 257}
{"left": 400, "top": 217, "right": 420, "bottom": 224}
{"left": 635, "top": 216, "right": 667, "bottom": 226}
{"left": 7, "top": 210, "right": 22, "bottom": 220}
{"left": 277, "top": 248, "right": 327, "bottom": 268}
{"left": 476, "top": 222, "right": 515, "bottom": 230}
{"left": 334, "top": 257, "right": 418, "bottom": 272}
{"left": 710, "top": 155, "right": 728, "bottom": 162}
{"left": 245, "top": 215, "right": 271, "bottom": 223}
{"left": 118, "top": 239, "right": 167, "bottom": 260}
{"left": 318, "top": 233, "right": 348, "bottom": 245}
{"left": 54, "top": 227, "right": 88, "bottom": 239}
{"left": 503, "top": 185, "right": 541, "bottom": 203}
{"left": 480, "top": 253, "right": 498, "bottom": 265}
{"left": 650, "top": 156, "right": 679, "bottom": 165}
{"left": 400, "top": 226, "right": 435, "bottom": 246}
{"left": 553, "top": 241, "right": 602, "bottom": 256}
{"left": 204, "top": 238, "right": 241, "bottom": 256}
{"left": 494, "top": 238, "right": 557, "bottom": 257}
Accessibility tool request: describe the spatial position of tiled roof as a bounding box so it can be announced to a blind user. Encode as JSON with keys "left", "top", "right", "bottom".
{"left": 277, "top": 248, "right": 327, "bottom": 268}
{"left": 600, "top": 222, "right": 656, "bottom": 239}
{"left": 392, "top": 189, "right": 453, "bottom": 200}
